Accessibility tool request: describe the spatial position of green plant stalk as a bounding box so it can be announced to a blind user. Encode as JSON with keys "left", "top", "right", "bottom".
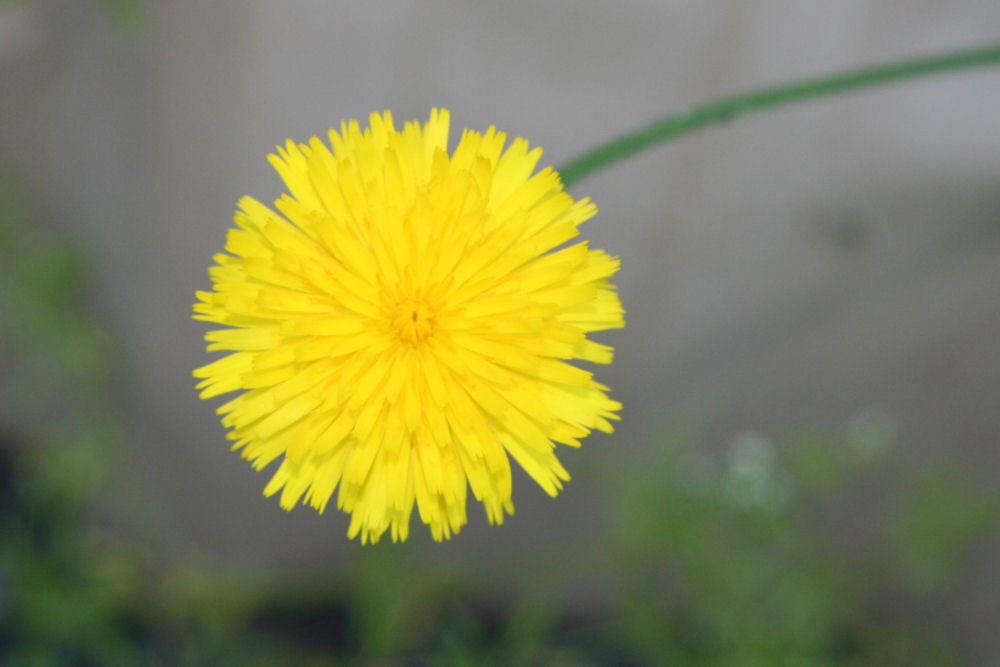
{"left": 557, "top": 45, "right": 1000, "bottom": 188}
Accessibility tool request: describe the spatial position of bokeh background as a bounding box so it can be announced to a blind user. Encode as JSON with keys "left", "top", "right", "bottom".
{"left": 2, "top": 1, "right": 999, "bottom": 663}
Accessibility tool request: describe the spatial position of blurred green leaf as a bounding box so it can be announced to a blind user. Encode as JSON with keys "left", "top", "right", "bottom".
{"left": 99, "top": 0, "right": 144, "bottom": 30}
{"left": 892, "top": 468, "right": 1000, "bottom": 593}
{"left": 608, "top": 418, "right": 995, "bottom": 665}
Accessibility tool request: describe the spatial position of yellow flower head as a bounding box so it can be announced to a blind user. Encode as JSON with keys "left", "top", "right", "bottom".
{"left": 193, "top": 109, "right": 624, "bottom": 543}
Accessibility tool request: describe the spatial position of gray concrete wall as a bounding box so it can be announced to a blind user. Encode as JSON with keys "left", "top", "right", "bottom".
{"left": 2, "top": 0, "right": 998, "bottom": 656}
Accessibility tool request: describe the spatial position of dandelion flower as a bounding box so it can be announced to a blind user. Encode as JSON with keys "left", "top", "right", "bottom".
{"left": 193, "top": 109, "right": 624, "bottom": 543}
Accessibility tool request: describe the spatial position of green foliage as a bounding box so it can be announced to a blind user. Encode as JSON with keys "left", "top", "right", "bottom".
{"left": 98, "top": 0, "right": 143, "bottom": 31}
{"left": 0, "top": 1, "right": 143, "bottom": 31}
{"left": 0, "top": 188, "right": 139, "bottom": 666}
{"left": 0, "top": 183, "right": 997, "bottom": 664}
{"left": 893, "top": 469, "right": 1000, "bottom": 593}
{"left": 609, "top": 420, "right": 991, "bottom": 666}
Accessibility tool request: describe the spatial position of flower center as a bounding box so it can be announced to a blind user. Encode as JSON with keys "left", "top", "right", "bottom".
{"left": 392, "top": 300, "right": 434, "bottom": 343}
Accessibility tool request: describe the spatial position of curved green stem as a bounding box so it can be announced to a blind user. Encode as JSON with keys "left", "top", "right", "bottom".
{"left": 557, "top": 45, "right": 1000, "bottom": 188}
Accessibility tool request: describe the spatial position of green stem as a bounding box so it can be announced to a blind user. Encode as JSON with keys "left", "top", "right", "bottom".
{"left": 557, "top": 45, "right": 1000, "bottom": 188}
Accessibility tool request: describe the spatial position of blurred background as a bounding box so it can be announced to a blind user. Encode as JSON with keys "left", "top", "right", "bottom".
{"left": 1, "top": 1, "right": 999, "bottom": 663}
